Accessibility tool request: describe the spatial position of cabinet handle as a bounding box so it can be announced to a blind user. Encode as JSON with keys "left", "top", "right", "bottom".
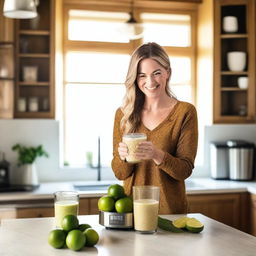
{"left": 37, "top": 214, "right": 43, "bottom": 217}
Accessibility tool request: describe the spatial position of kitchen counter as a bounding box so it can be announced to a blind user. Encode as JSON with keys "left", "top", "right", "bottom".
{"left": 1, "top": 213, "right": 256, "bottom": 256}
{"left": 1, "top": 178, "right": 256, "bottom": 202}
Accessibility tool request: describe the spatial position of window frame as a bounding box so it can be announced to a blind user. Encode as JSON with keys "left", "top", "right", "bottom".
{"left": 63, "top": 0, "right": 198, "bottom": 166}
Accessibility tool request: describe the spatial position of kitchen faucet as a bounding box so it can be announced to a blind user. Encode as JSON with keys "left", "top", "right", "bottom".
{"left": 97, "top": 136, "right": 101, "bottom": 181}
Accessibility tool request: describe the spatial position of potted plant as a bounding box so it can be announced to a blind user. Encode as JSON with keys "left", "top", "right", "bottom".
{"left": 12, "top": 144, "right": 49, "bottom": 186}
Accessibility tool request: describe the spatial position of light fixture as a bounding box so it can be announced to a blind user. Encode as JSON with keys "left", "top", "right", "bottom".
{"left": 123, "top": 0, "right": 143, "bottom": 40}
{"left": 3, "top": 0, "right": 39, "bottom": 19}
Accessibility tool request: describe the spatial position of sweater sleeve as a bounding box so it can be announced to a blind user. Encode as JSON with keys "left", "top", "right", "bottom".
{"left": 157, "top": 104, "right": 198, "bottom": 181}
{"left": 111, "top": 108, "right": 135, "bottom": 180}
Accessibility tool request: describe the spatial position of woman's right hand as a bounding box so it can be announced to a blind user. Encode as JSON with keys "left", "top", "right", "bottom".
{"left": 118, "top": 142, "right": 128, "bottom": 161}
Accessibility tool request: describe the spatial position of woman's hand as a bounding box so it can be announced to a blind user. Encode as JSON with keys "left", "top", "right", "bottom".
{"left": 118, "top": 142, "right": 128, "bottom": 161}
{"left": 135, "top": 141, "right": 165, "bottom": 165}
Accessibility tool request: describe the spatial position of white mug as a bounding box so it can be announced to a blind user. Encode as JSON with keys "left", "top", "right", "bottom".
{"left": 18, "top": 98, "right": 26, "bottom": 112}
{"left": 223, "top": 16, "right": 238, "bottom": 33}
{"left": 238, "top": 77, "right": 248, "bottom": 89}
{"left": 29, "top": 97, "right": 39, "bottom": 112}
{"left": 227, "top": 51, "right": 246, "bottom": 71}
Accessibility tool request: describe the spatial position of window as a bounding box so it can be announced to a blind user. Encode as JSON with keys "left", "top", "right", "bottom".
{"left": 65, "top": 51, "right": 129, "bottom": 166}
{"left": 63, "top": 5, "right": 196, "bottom": 167}
{"left": 141, "top": 13, "right": 191, "bottom": 47}
{"left": 68, "top": 10, "right": 130, "bottom": 43}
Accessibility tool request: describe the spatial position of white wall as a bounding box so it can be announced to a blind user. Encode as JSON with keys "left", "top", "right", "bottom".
{"left": 193, "top": 124, "right": 256, "bottom": 178}
{"left": 0, "top": 119, "right": 116, "bottom": 183}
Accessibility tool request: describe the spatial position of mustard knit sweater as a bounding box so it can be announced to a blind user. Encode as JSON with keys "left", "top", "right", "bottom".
{"left": 111, "top": 101, "right": 198, "bottom": 214}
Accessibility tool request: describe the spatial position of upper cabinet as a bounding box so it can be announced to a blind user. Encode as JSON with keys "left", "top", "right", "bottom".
{"left": 213, "top": 0, "right": 255, "bottom": 123}
{"left": 0, "top": 0, "right": 14, "bottom": 119}
{"left": 14, "top": 0, "right": 55, "bottom": 118}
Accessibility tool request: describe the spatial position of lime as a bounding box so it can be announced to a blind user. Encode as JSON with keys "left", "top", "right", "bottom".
{"left": 61, "top": 215, "right": 79, "bottom": 232}
{"left": 66, "top": 230, "right": 86, "bottom": 251}
{"left": 83, "top": 228, "right": 99, "bottom": 247}
{"left": 186, "top": 218, "right": 204, "bottom": 233}
{"left": 108, "top": 184, "right": 125, "bottom": 200}
{"left": 98, "top": 196, "right": 115, "bottom": 212}
{"left": 173, "top": 216, "right": 191, "bottom": 229}
{"left": 115, "top": 197, "right": 133, "bottom": 213}
{"left": 48, "top": 229, "right": 66, "bottom": 249}
{"left": 78, "top": 223, "right": 92, "bottom": 232}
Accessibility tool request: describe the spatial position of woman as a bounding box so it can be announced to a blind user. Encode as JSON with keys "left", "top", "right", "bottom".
{"left": 111, "top": 42, "right": 198, "bottom": 214}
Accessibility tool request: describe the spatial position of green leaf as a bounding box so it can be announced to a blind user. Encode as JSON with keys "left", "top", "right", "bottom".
{"left": 11, "top": 143, "right": 49, "bottom": 165}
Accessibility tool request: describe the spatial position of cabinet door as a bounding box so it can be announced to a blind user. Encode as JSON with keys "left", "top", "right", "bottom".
{"left": 187, "top": 193, "right": 241, "bottom": 229}
{"left": 16, "top": 207, "right": 54, "bottom": 218}
{"left": 0, "top": 80, "right": 14, "bottom": 118}
{"left": 14, "top": 0, "right": 55, "bottom": 119}
{"left": 213, "top": 0, "right": 256, "bottom": 123}
{"left": 89, "top": 198, "right": 100, "bottom": 215}
{"left": 0, "top": 0, "right": 14, "bottom": 119}
{"left": 0, "top": 207, "right": 16, "bottom": 219}
{"left": 79, "top": 198, "right": 90, "bottom": 215}
{"left": 0, "top": 0, "right": 14, "bottom": 42}
{"left": 250, "top": 194, "right": 256, "bottom": 236}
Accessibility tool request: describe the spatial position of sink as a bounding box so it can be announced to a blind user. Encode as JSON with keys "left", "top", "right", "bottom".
{"left": 73, "top": 184, "right": 110, "bottom": 191}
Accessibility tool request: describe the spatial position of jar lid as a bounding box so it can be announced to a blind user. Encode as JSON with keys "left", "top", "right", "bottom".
{"left": 210, "top": 141, "right": 229, "bottom": 148}
{"left": 226, "top": 140, "right": 254, "bottom": 148}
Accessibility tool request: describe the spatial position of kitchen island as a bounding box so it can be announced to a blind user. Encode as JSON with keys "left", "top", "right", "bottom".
{"left": 0, "top": 214, "right": 256, "bottom": 256}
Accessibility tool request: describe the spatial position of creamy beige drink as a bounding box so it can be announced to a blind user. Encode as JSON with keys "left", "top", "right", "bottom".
{"left": 133, "top": 199, "right": 159, "bottom": 232}
{"left": 123, "top": 133, "right": 147, "bottom": 163}
{"left": 133, "top": 186, "right": 160, "bottom": 234}
{"left": 54, "top": 201, "right": 79, "bottom": 228}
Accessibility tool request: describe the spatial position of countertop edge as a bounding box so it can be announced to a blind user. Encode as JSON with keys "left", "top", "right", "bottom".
{"left": 0, "top": 178, "right": 255, "bottom": 202}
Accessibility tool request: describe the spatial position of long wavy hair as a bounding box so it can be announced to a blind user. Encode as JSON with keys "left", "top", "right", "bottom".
{"left": 121, "top": 42, "right": 175, "bottom": 134}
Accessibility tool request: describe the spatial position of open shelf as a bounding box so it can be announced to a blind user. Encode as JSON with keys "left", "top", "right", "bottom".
{"left": 14, "top": 0, "right": 54, "bottom": 118}
{"left": 214, "top": 0, "right": 255, "bottom": 123}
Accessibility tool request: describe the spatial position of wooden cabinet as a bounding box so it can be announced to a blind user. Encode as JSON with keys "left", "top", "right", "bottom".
{"left": 14, "top": 0, "right": 55, "bottom": 118}
{"left": 0, "top": 207, "right": 16, "bottom": 219}
{"left": 250, "top": 194, "right": 256, "bottom": 236}
{"left": 80, "top": 198, "right": 100, "bottom": 215}
{"left": 0, "top": 0, "right": 14, "bottom": 119}
{"left": 187, "top": 192, "right": 249, "bottom": 233}
{"left": 14, "top": 197, "right": 100, "bottom": 219}
{"left": 16, "top": 206, "right": 54, "bottom": 218}
{"left": 89, "top": 198, "right": 100, "bottom": 214}
{"left": 0, "top": 193, "right": 253, "bottom": 235}
{"left": 79, "top": 198, "right": 90, "bottom": 215}
{"left": 213, "top": 0, "right": 256, "bottom": 123}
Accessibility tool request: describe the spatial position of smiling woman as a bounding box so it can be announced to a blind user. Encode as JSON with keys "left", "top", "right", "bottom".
{"left": 63, "top": 2, "right": 196, "bottom": 167}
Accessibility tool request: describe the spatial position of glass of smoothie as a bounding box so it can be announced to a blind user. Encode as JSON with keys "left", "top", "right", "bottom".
{"left": 122, "top": 133, "right": 147, "bottom": 163}
{"left": 54, "top": 191, "right": 79, "bottom": 228}
{"left": 133, "top": 186, "right": 160, "bottom": 234}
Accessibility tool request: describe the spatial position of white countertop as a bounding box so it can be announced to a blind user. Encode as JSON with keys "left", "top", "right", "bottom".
{"left": 1, "top": 178, "right": 256, "bottom": 203}
{"left": 1, "top": 214, "right": 256, "bottom": 256}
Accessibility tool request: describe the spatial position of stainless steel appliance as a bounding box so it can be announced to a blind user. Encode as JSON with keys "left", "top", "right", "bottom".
{"left": 227, "top": 140, "right": 254, "bottom": 181}
{"left": 0, "top": 152, "right": 10, "bottom": 186}
{"left": 99, "top": 211, "right": 133, "bottom": 229}
{"left": 210, "top": 142, "right": 229, "bottom": 179}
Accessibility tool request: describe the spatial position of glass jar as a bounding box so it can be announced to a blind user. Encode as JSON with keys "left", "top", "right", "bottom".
{"left": 29, "top": 97, "right": 38, "bottom": 112}
{"left": 18, "top": 98, "right": 26, "bottom": 112}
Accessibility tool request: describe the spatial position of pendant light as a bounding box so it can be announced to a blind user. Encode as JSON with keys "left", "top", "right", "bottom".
{"left": 3, "top": 0, "right": 39, "bottom": 19}
{"left": 124, "top": 0, "right": 143, "bottom": 40}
